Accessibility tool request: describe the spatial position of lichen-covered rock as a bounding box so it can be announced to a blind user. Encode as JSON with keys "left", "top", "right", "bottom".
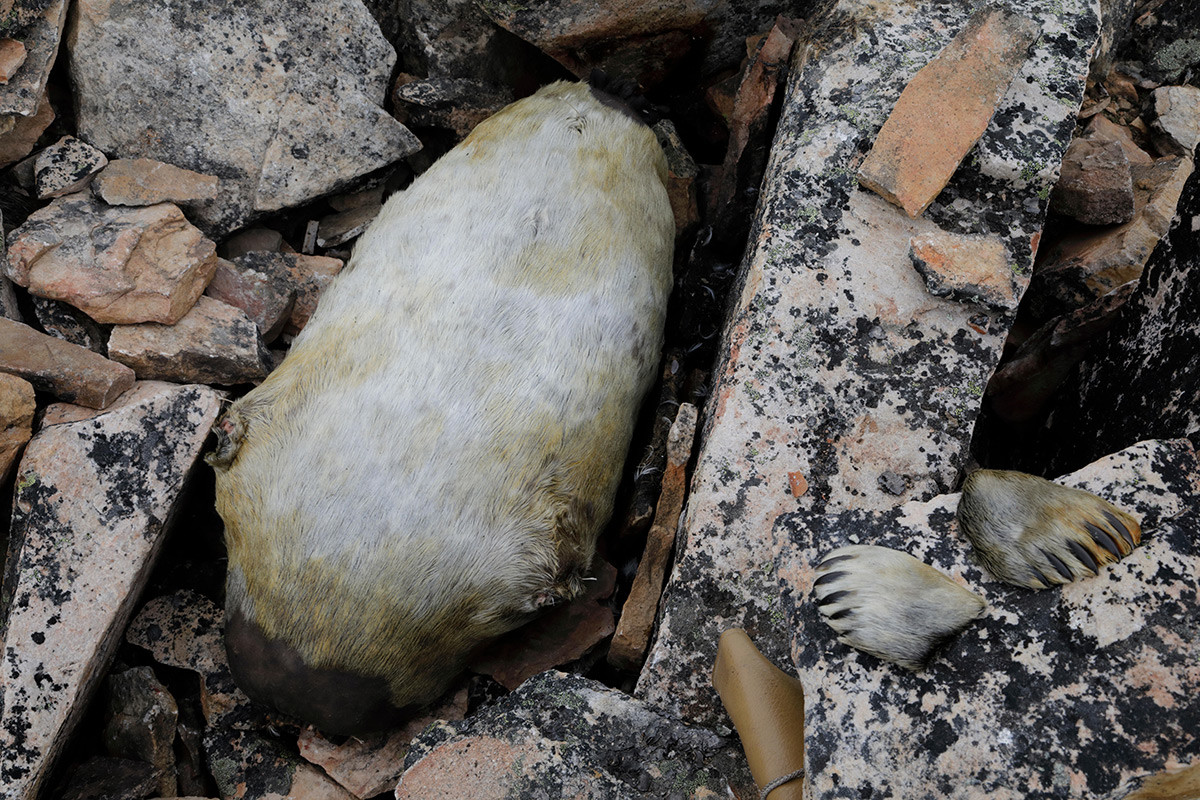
{"left": 66, "top": 0, "right": 421, "bottom": 237}
{"left": 203, "top": 258, "right": 296, "bottom": 343}
{"left": 1049, "top": 136, "right": 1134, "bottom": 225}
{"left": 0, "top": 0, "right": 66, "bottom": 119}
{"left": 0, "top": 317, "right": 134, "bottom": 408}
{"left": 392, "top": 76, "right": 514, "bottom": 138}
{"left": 92, "top": 158, "right": 219, "bottom": 208}
{"left": 774, "top": 438, "right": 1200, "bottom": 798}
{"left": 394, "top": 672, "right": 754, "bottom": 799}
{"left": 230, "top": 251, "right": 342, "bottom": 334}
{"left": 0, "top": 370, "right": 35, "bottom": 478}
{"left": 637, "top": 0, "right": 1099, "bottom": 726}
{"left": 1151, "top": 85, "right": 1200, "bottom": 157}
{"left": 108, "top": 295, "right": 272, "bottom": 385}
{"left": 34, "top": 134, "right": 108, "bottom": 198}
{"left": 32, "top": 296, "right": 109, "bottom": 354}
{"left": 908, "top": 230, "right": 1019, "bottom": 310}
{"left": 0, "top": 381, "right": 222, "bottom": 800}
{"left": 5, "top": 195, "right": 219, "bottom": 325}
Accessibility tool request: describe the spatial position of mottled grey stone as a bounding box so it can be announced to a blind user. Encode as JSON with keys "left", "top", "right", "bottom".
{"left": 34, "top": 135, "right": 108, "bottom": 199}
{"left": 0, "top": 0, "right": 66, "bottom": 118}
{"left": 1151, "top": 85, "right": 1200, "bottom": 157}
{"left": 776, "top": 438, "right": 1200, "bottom": 798}
{"left": 66, "top": 0, "right": 421, "bottom": 237}
{"left": 32, "top": 295, "right": 108, "bottom": 355}
{"left": 394, "top": 671, "right": 754, "bottom": 799}
{"left": 636, "top": 0, "right": 1099, "bottom": 728}
{"left": 0, "top": 381, "right": 222, "bottom": 800}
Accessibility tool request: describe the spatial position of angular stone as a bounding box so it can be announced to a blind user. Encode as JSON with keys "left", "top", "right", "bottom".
{"left": 203, "top": 258, "right": 296, "bottom": 344}
{"left": 5, "top": 195, "right": 219, "bottom": 324}
{"left": 0, "top": 381, "right": 222, "bottom": 800}
{"left": 231, "top": 251, "right": 343, "bottom": 335}
{"left": 908, "top": 230, "right": 1019, "bottom": 310}
{"left": 32, "top": 296, "right": 108, "bottom": 354}
{"left": 108, "top": 295, "right": 271, "bottom": 385}
{"left": 0, "top": 371, "right": 35, "bottom": 479}
{"left": 609, "top": 403, "right": 697, "bottom": 672}
{"left": 394, "top": 672, "right": 754, "bottom": 798}
{"left": 0, "top": 37, "right": 26, "bottom": 82}
{"left": 652, "top": 119, "right": 699, "bottom": 236}
{"left": 0, "top": 317, "right": 134, "bottom": 407}
{"left": 92, "top": 158, "right": 219, "bottom": 207}
{"left": 57, "top": 756, "right": 160, "bottom": 800}
{"left": 328, "top": 185, "right": 385, "bottom": 213}
{"left": 774, "top": 438, "right": 1200, "bottom": 798}
{"left": 1085, "top": 115, "right": 1153, "bottom": 167}
{"left": 392, "top": 76, "right": 514, "bottom": 138}
{"left": 67, "top": 0, "right": 421, "bottom": 237}
{"left": 0, "top": 90, "right": 53, "bottom": 167}
{"left": 219, "top": 227, "right": 284, "bottom": 259}
{"left": 1128, "top": 0, "right": 1200, "bottom": 85}
{"left": 1049, "top": 136, "right": 1135, "bottom": 225}
{"left": 1151, "top": 85, "right": 1200, "bottom": 157}
{"left": 1031, "top": 155, "right": 1193, "bottom": 319}
{"left": 638, "top": 0, "right": 1098, "bottom": 727}
{"left": 34, "top": 135, "right": 108, "bottom": 198}
{"left": 316, "top": 204, "right": 380, "bottom": 249}
{"left": 298, "top": 689, "right": 469, "bottom": 799}
{"left": 205, "top": 730, "right": 358, "bottom": 800}
{"left": 857, "top": 7, "right": 1040, "bottom": 217}
{"left": 103, "top": 667, "right": 179, "bottom": 798}
{"left": 0, "top": 0, "right": 66, "bottom": 118}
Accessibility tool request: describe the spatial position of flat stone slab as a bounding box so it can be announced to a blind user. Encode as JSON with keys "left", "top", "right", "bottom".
{"left": 0, "top": 316, "right": 135, "bottom": 408}
{"left": 775, "top": 438, "right": 1200, "bottom": 798}
{"left": 0, "top": 381, "right": 222, "bottom": 800}
{"left": 637, "top": 0, "right": 1099, "bottom": 727}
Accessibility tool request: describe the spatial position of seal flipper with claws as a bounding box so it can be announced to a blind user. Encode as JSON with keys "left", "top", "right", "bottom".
{"left": 813, "top": 545, "right": 986, "bottom": 671}
{"left": 956, "top": 469, "right": 1142, "bottom": 590}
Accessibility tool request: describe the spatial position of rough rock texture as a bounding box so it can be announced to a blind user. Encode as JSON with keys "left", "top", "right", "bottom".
{"left": 0, "top": 317, "right": 134, "bottom": 407}
{"left": 5, "top": 195, "right": 219, "bottom": 324}
{"left": 856, "top": 6, "right": 1041, "bottom": 217}
{"left": 637, "top": 0, "right": 1100, "bottom": 728}
{"left": 102, "top": 667, "right": 179, "bottom": 798}
{"left": 108, "top": 295, "right": 271, "bottom": 385}
{"left": 1127, "top": 0, "right": 1200, "bottom": 84}
{"left": 0, "top": 90, "right": 53, "bottom": 167}
{"left": 774, "top": 438, "right": 1199, "bottom": 798}
{"left": 392, "top": 76, "right": 514, "bottom": 139}
{"left": 0, "top": 381, "right": 222, "bottom": 800}
{"left": 67, "top": 0, "right": 422, "bottom": 237}
{"left": 1151, "top": 85, "right": 1200, "bottom": 157}
{"left": 1038, "top": 162, "right": 1200, "bottom": 474}
{"left": 230, "top": 251, "right": 342, "bottom": 334}
{"left": 0, "top": 371, "right": 35, "bottom": 478}
{"left": 0, "top": 37, "right": 26, "bottom": 81}
{"left": 391, "top": 0, "right": 534, "bottom": 88}
{"left": 92, "top": 158, "right": 219, "bottom": 208}
{"left": 1049, "top": 136, "right": 1134, "bottom": 225}
{"left": 394, "top": 671, "right": 755, "bottom": 799}
{"left": 203, "top": 258, "right": 296, "bottom": 343}
{"left": 908, "top": 230, "right": 1020, "bottom": 311}
{"left": 315, "top": 204, "right": 380, "bottom": 249}
{"left": 1030, "top": 155, "right": 1193, "bottom": 319}
{"left": 653, "top": 119, "right": 700, "bottom": 236}
{"left": 32, "top": 296, "right": 109, "bottom": 354}
{"left": 34, "top": 134, "right": 108, "bottom": 198}
{"left": 56, "top": 756, "right": 160, "bottom": 800}
{"left": 0, "top": 0, "right": 66, "bottom": 118}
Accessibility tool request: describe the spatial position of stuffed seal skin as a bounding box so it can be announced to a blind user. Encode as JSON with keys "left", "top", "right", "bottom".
{"left": 207, "top": 81, "right": 675, "bottom": 734}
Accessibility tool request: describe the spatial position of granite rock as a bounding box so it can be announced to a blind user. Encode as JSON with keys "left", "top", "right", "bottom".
{"left": 394, "top": 671, "right": 754, "bottom": 799}
{"left": 205, "top": 730, "right": 358, "bottom": 800}
{"left": 0, "top": 317, "right": 134, "bottom": 408}
{"left": 1126, "top": 0, "right": 1200, "bottom": 84}
{"left": 0, "top": 0, "right": 65, "bottom": 119}
{"left": 1151, "top": 85, "right": 1200, "bottom": 157}
{"left": 1049, "top": 135, "right": 1135, "bottom": 225}
{"left": 774, "top": 438, "right": 1200, "bottom": 798}
{"left": 0, "top": 381, "right": 222, "bottom": 800}
{"left": 637, "top": 0, "right": 1099, "bottom": 727}
{"left": 34, "top": 135, "right": 108, "bottom": 199}
{"left": 315, "top": 204, "right": 380, "bottom": 250}
{"left": 0, "top": 90, "right": 53, "bottom": 167}
{"left": 0, "top": 370, "right": 35, "bottom": 478}
{"left": 652, "top": 119, "right": 699, "bottom": 236}
{"left": 908, "top": 230, "right": 1020, "bottom": 311}
{"left": 5, "top": 195, "right": 219, "bottom": 325}
{"left": 108, "top": 295, "right": 272, "bottom": 385}
{"left": 0, "top": 37, "right": 27, "bottom": 82}
{"left": 203, "top": 258, "right": 296, "bottom": 344}
{"left": 230, "top": 251, "right": 343, "bottom": 335}
{"left": 92, "top": 158, "right": 219, "bottom": 208}
{"left": 67, "top": 0, "right": 421, "bottom": 237}
{"left": 392, "top": 76, "right": 514, "bottom": 138}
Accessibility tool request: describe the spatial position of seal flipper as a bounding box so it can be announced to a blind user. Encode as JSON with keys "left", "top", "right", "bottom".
{"left": 956, "top": 469, "right": 1142, "bottom": 590}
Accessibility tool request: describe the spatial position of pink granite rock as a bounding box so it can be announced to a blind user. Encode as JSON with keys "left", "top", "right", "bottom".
{"left": 908, "top": 230, "right": 1019, "bottom": 310}
{"left": 92, "top": 158, "right": 219, "bottom": 207}
{"left": 0, "top": 37, "right": 27, "bottom": 82}
{"left": 203, "top": 258, "right": 296, "bottom": 343}
{"left": 0, "top": 381, "right": 222, "bottom": 800}
{"left": 230, "top": 251, "right": 342, "bottom": 335}
{"left": 34, "top": 134, "right": 108, "bottom": 198}
{"left": 0, "top": 317, "right": 134, "bottom": 408}
{"left": 0, "top": 0, "right": 65, "bottom": 119}
{"left": 108, "top": 296, "right": 271, "bottom": 385}
{"left": 5, "top": 195, "right": 218, "bottom": 324}
{"left": 0, "top": 370, "right": 35, "bottom": 479}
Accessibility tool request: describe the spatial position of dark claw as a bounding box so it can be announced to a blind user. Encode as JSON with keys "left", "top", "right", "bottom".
{"left": 814, "top": 570, "right": 848, "bottom": 588}
{"left": 1085, "top": 522, "right": 1121, "bottom": 557}
{"left": 1067, "top": 539, "right": 1099, "bottom": 573}
{"left": 1103, "top": 511, "right": 1136, "bottom": 548}
{"left": 819, "top": 554, "right": 855, "bottom": 568}
{"left": 1042, "top": 549, "right": 1074, "bottom": 581}
{"left": 829, "top": 607, "right": 854, "bottom": 620}
{"left": 817, "top": 589, "right": 851, "bottom": 607}
{"left": 1028, "top": 566, "right": 1051, "bottom": 588}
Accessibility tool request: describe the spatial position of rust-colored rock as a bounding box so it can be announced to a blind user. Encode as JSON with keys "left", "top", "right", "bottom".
{"left": 0, "top": 317, "right": 134, "bottom": 408}
{"left": 0, "top": 37, "right": 26, "bottom": 82}
{"left": 5, "top": 195, "right": 219, "bottom": 324}
{"left": 203, "top": 258, "right": 296, "bottom": 343}
{"left": 0, "top": 91, "right": 53, "bottom": 167}
{"left": 908, "top": 230, "right": 1018, "bottom": 310}
{"left": 92, "top": 158, "right": 219, "bottom": 207}
{"left": 857, "top": 7, "right": 1040, "bottom": 217}
{"left": 1050, "top": 136, "right": 1135, "bottom": 225}
{"left": 0, "top": 371, "right": 35, "bottom": 479}
{"left": 609, "top": 403, "right": 698, "bottom": 672}
{"left": 231, "top": 251, "right": 343, "bottom": 335}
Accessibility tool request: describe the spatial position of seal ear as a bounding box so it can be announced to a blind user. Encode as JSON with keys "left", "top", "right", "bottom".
{"left": 813, "top": 545, "right": 986, "bottom": 671}
{"left": 957, "top": 469, "right": 1142, "bottom": 590}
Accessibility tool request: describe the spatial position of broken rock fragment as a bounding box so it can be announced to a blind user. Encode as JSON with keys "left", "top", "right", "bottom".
{"left": 0, "top": 0, "right": 66, "bottom": 119}
{"left": 0, "top": 90, "right": 53, "bottom": 167}
{"left": 0, "top": 37, "right": 27, "bottom": 82}
{"left": 0, "top": 370, "right": 35, "bottom": 478}
{"left": 908, "top": 230, "right": 1019, "bottom": 310}
{"left": 0, "top": 316, "right": 134, "bottom": 407}
{"left": 1151, "top": 85, "right": 1200, "bottom": 156}
{"left": 857, "top": 7, "right": 1040, "bottom": 216}
{"left": 315, "top": 204, "right": 380, "bottom": 249}
{"left": 108, "top": 295, "right": 271, "bottom": 385}
{"left": 5, "top": 195, "right": 218, "bottom": 324}
{"left": 103, "top": 667, "right": 179, "bottom": 798}
{"left": 230, "top": 251, "right": 343, "bottom": 335}
{"left": 1049, "top": 135, "right": 1134, "bottom": 225}
{"left": 0, "top": 381, "right": 222, "bottom": 800}
{"left": 34, "top": 134, "right": 108, "bottom": 198}
{"left": 92, "top": 157, "right": 219, "bottom": 207}
{"left": 203, "top": 258, "right": 296, "bottom": 343}
{"left": 32, "top": 295, "right": 109, "bottom": 354}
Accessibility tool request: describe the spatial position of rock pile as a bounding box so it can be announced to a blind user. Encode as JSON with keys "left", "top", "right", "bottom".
{"left": 0, "top": 0, "right": 1197, "bottom": 797}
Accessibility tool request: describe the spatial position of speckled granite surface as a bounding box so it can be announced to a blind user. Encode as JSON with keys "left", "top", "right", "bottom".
{"left": 776, "top": 438, "right": 1199, "bottom": 798}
